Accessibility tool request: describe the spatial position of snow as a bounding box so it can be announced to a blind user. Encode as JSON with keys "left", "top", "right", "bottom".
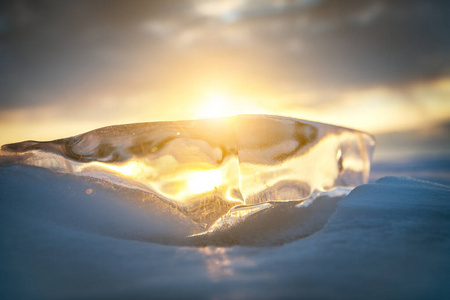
{"left": 1, "top": 165, "right": 449, "bottom": 299}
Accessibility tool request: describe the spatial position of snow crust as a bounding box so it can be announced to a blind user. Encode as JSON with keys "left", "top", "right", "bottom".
{"left": 1, "top": 165, "right": 449, "bottom": 299}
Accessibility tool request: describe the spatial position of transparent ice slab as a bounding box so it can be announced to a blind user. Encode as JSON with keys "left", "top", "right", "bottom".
{"left": 0, "top": 115, "right": 375, "bottom": 234}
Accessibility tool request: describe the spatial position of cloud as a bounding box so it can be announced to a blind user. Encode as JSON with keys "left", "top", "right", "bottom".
{"left": 218, "top": 0, "right": 450, "bottom": 90}
{"left": 274, "top": 77, "right": 450, "bottom": 133}
{"left": 0, "top": 0, "right": 449, "bottom": 134}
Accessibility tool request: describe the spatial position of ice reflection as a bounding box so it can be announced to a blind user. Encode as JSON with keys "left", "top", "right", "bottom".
{"left": 197, "top": 247, "right": 256, "bottom": 281}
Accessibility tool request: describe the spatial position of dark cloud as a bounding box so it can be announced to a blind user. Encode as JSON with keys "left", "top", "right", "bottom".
{"left": 307, "top": 0, "right": 450, "bottom": 86}
{"left": 0, "top": 0, "right": 189, "bottom": 107}
{"left": 234, "top": 0, "right": 450, "bottom": 90}
{"left": 0, "top": 0, "right": 449, "bottom": 109}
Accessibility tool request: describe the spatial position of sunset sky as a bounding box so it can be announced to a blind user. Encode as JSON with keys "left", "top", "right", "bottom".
{"left": 0, "top": 0, "right": 449, "bottom": 145}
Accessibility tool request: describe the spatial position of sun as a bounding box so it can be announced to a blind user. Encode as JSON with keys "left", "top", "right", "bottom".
{"left": 196, "top": 91, "right": 235, "bottom": 119}
{"left": 195, "top": 89, "right": 269, "bottom": 119}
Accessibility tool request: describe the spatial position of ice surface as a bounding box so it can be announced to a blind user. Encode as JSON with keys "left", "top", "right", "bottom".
{"left": 0, "top": 115, "right": 374, "bottom": 238}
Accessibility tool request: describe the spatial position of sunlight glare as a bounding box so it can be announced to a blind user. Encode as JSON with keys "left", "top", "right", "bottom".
{"left": 89, "top": 161, "right": 145, "bottom": 177}
{"left": 187, "top": 169, "right": 223, "bottom": 194}
{"left": 196, "top": 91, "right": 234, "bottom": 119}
{"left": 195, "top": 90, "right": 268, "bottom": 119}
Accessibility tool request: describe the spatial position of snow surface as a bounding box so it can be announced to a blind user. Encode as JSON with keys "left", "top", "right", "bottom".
{"left": 1, "top": 165, "right": 449, "bottom": 299}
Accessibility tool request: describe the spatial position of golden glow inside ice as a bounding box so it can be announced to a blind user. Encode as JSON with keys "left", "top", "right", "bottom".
{"left": 88, "top": 160, "right": 225, "bottom": 199}
{"left": 336, "top": 148, "right": 342, "bottom": 160}
{"left": 187, "top": 169, "right": 223, "bottom": 194}
{"left": 89, "top": 161, "right": 146, "bottom": 177}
